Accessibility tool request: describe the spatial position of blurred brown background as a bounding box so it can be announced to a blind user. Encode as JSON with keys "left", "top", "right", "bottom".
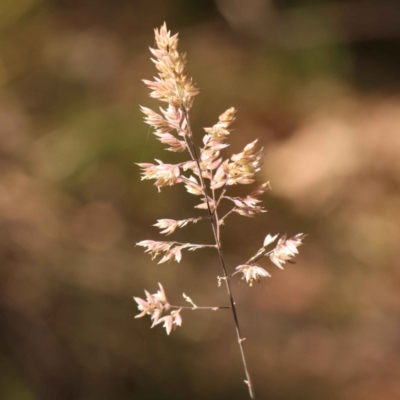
{"left": 1, "top": 0, "right": 400, "bottom": 399}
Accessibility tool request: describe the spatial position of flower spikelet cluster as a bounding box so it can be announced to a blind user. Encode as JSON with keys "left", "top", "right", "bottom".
{"left": 134, "top": 283, "right": 182, "bottom": 335}
{"left": 136, "top": 240, "right": 211, "bottom": 264}
{"left": 235, "top": 233, "right": 306, "bottom": 285}
{"left": 140, "top": 105, "right": 187, "bottom": 152}
{"left": 137, "top": 160, "right": 181, "bottom": 189}
{"left": 224, "top": 182, "right": 271, "bottom": 218}
{"left": 143, "top": 23, "right": 200, "bottom": 109}
{"left": 200, "top": 107, "right": 236, "bottom": 180}
{"left": 212, "top": 140, "right": 264, "bottom": 189}
{"left": 236, "top": 264, "right": 271, "bottom": 286}
{"left": 269, "top": 233, "right": 307, "bottom": 269}
{"left": 154, "top": 217, "right": 202, "bottom": 236}
{"left": 204, "top": 107, "right": 236, "bottom": 137}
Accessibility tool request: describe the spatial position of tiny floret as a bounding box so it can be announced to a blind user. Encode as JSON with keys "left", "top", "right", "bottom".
{"left": 236, "top": 264, "right": 271, "bottom": 286}
{"left": 263, "top": 234, "right": 278, "bottom": 247}
{"left": 136, "top": 240, "right": 211, "bottom": 264}
{"left": 152, "top": 309, "right": 182, "bottom": 335}
{"left": 134, "top": 284, "right": 182, "bottom": 335}
{"left": 137, "top": 160, "right": 181, "bottom": 188}
{"left": 269, "top": 233, "right": 307, "bottom": 269}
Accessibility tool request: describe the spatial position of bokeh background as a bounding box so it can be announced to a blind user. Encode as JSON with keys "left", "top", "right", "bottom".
{"left": 1, "top": 0, "right": 400, "bottom": 399}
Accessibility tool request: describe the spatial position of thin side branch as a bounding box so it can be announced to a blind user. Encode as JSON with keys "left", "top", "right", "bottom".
{"left": 219, "top": 207, "right": 237, "bottom": 225}
{"left": 169, "top": 305, "right": 231, "bottom": 310}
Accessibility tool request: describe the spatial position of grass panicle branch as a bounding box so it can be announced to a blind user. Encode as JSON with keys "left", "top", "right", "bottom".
{"left": 134, "top": 23, "right": 306, "bottom": 399}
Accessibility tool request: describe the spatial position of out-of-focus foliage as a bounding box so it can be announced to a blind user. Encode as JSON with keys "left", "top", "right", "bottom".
{"left": 1, "top": 0, "right": 400, "bottom": 399}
